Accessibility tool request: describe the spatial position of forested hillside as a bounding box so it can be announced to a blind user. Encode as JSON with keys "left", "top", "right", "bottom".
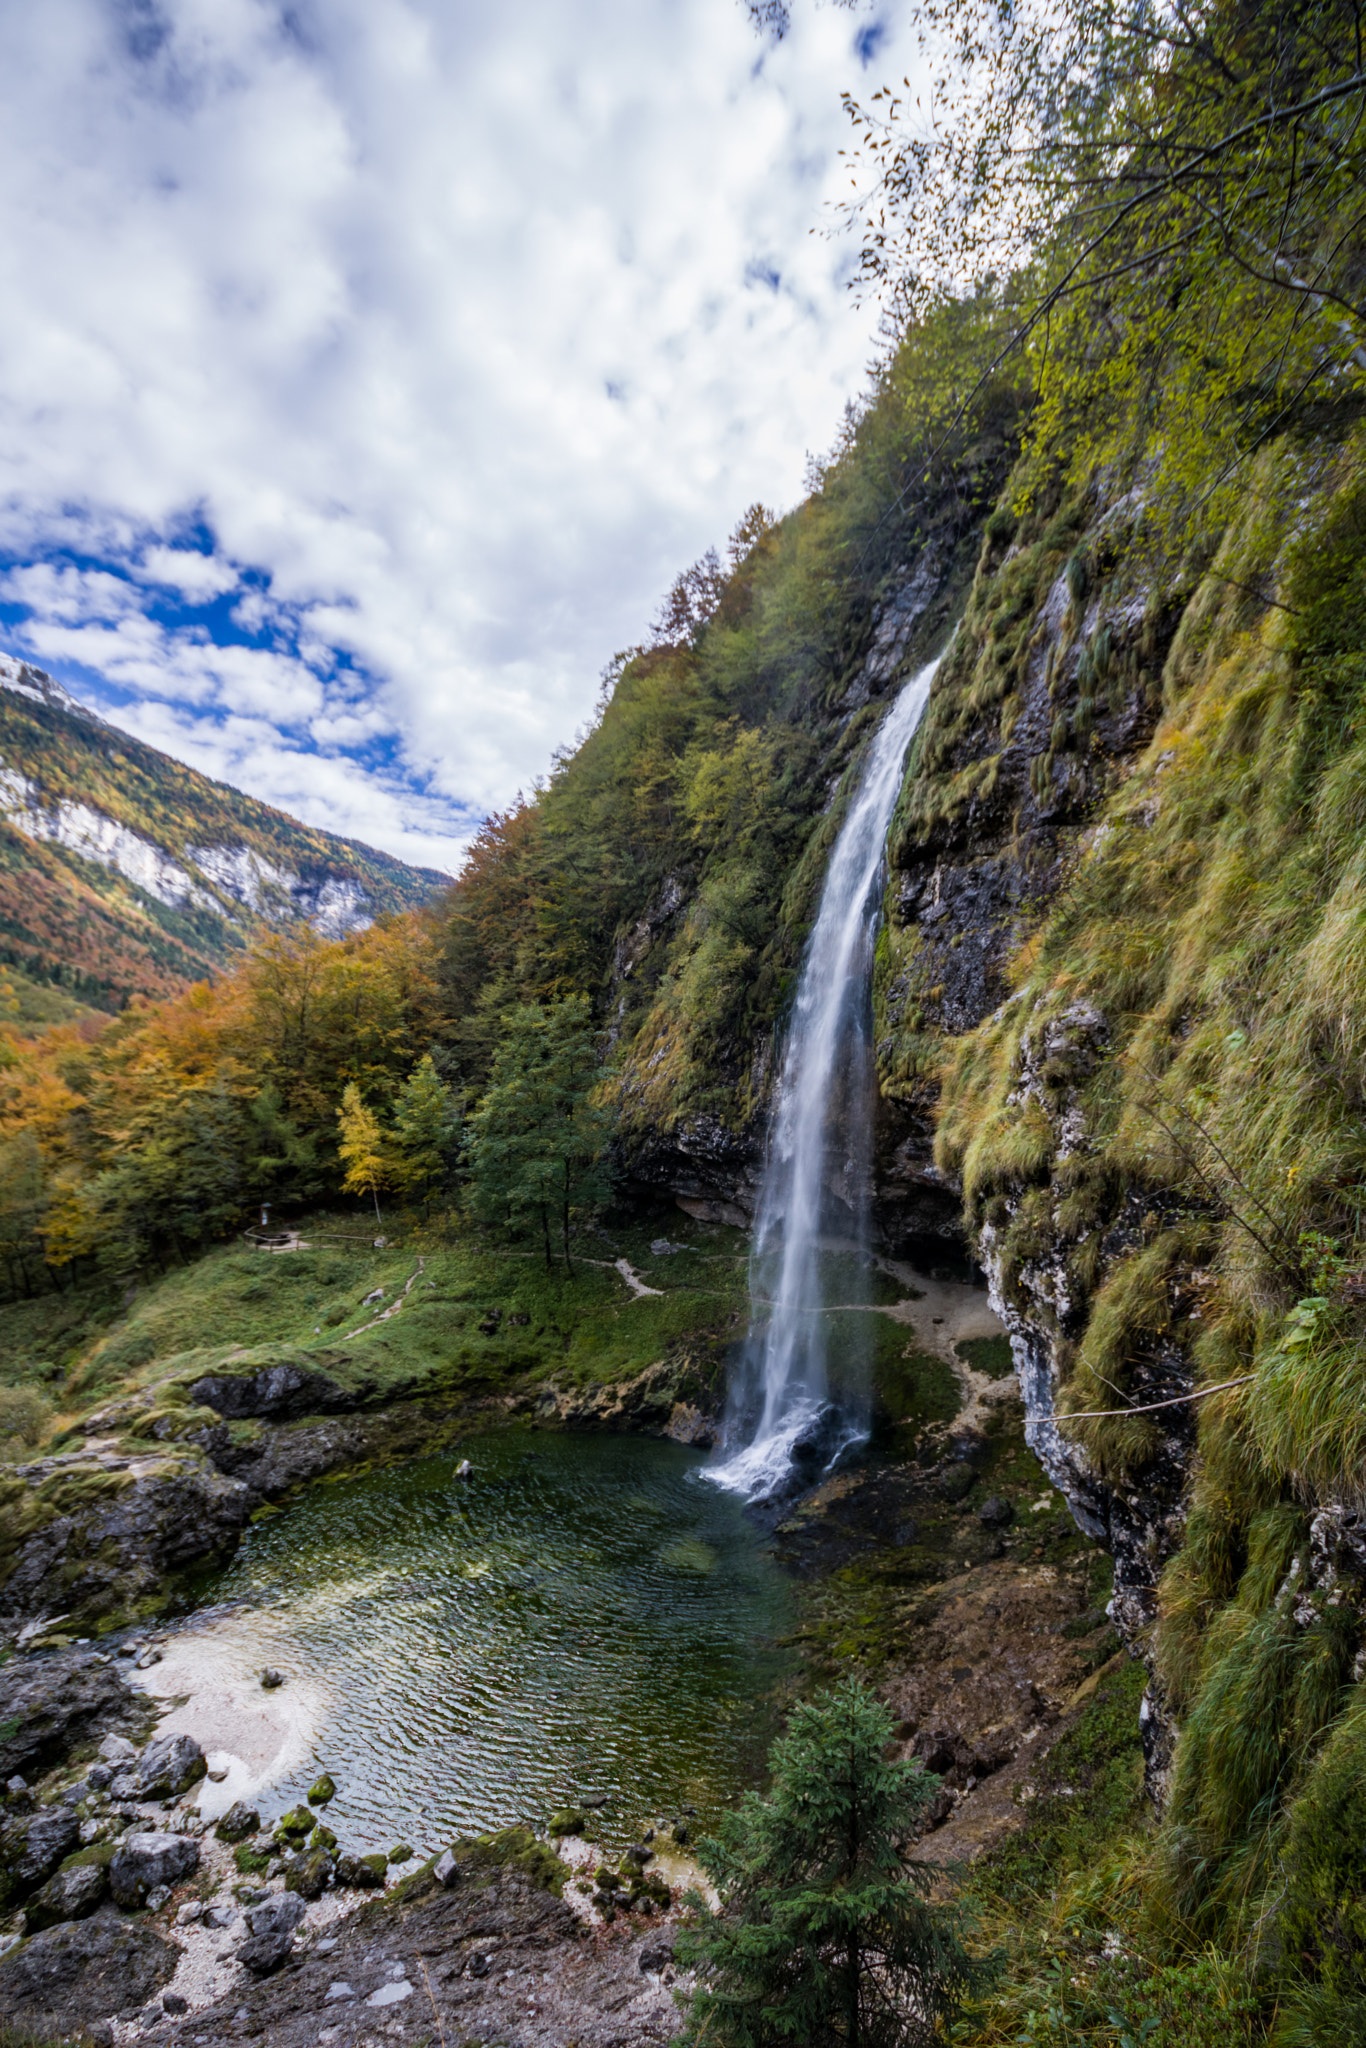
{"left": 0, "top": 653, "right": 446, "bottom": 1016}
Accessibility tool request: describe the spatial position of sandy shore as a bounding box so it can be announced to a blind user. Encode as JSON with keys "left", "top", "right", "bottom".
{"left": 133, "top": 1612, "right": 327, "bottom": 1821}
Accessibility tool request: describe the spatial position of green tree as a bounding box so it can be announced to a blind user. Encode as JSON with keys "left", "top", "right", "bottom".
{"left": 336, "top": 1082, "right": 389, "bottom": 1226}
{"left": 465, "top": 997, "right": 613, "bottom": 1271}
{"left": 679, "top": 1678, "right": 983, "bottom": 2048}
{"left": 391, "top": 1053, "right": 460, "bottom": 1212}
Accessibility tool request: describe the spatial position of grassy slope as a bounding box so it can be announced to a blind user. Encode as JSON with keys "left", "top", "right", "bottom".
{"left": 892, "top": 416, "right": 1366, "bottom": 2032}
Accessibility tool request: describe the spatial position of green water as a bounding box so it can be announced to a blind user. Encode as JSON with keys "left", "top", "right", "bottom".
{"left": 203, "top": 1430, "right": 797, "bottom": 1856}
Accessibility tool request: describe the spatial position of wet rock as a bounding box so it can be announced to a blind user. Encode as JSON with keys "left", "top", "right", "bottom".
{"left": 0, "top": 1653, "right": 141, "bottom": 1782}
{"left": 23, "top": 1857, "right": 109, "bottom": 1931}
{"left": 307, "top": 1772, "right": 335, "bottom": 1805}
{"left": 260, "top": 1667, "right": 284, "bottom": 1689}
{"left": 639, "top": 1933, "right": 676, "bottom": 1973}
{"left": 388, "top": 1840, "right": 413, "bottom": 1863}
{"left": 335, "top": 1851, "right": 387, "bottom": 1889}
{"left": 0, "top": 1915, "right": 177, "bottom": 2026}
{"left": 790, "top": 1404, "right": 845, "bottom": 1475}
{"left": 308, "top": 1822, "right": 337, "bottom": 1852}
{"left": 433, "top": 1848, "right": 459, "bottom": 1888}
{"left": 214, "top": 1800, "right": 260, "bottom": 1843}
{"left": 132, "top": 1732, "right": 206, "bottom": 1799}
{"left": 547, "top": 1810, "right": 587, "bottom": 1836}
{"left": 284, "top": 1847, "right": 333, "bottom": 1899}
{"left": 273, "top": 1805, "right": 313, "bottom": 1842}
{"left": 108, "top": 1831, "right": 200, "bottom": 1909}
{"left": 0, "top": 1803, "right": 80, "bottom": 1901}
{"left": 978, "top": 1495, "right": 1014, "bottom": 1528}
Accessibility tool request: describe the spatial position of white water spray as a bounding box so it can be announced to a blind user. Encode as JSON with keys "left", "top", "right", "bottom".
{"left": 706, "top": 658, "right": 938, "bottom": 1501}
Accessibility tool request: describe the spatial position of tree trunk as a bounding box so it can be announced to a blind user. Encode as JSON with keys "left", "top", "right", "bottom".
{"left": 540, "top": 1202, "right": 554, "bottom": 1268}
{"left": 562, "top": 1195, "right": 573, "bottom": 1276}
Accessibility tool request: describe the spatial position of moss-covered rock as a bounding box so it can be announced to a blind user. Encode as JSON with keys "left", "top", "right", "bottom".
{"left": 283, "top": 1847, "right": 333, "bottom": 1900}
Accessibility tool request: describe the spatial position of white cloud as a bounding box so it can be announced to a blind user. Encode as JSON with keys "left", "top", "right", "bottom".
{"left": 0, "top": 0, "right": 922, "bottom": 870}
{"left": 137, "top": 545, "right": 241, "bottom": 601}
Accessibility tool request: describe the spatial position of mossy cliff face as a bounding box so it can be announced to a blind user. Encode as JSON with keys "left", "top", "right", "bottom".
{"left": 890, "top": 422, "right": 1366, "bottom": 2001}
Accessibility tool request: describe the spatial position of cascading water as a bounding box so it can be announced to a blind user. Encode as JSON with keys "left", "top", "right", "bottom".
{"left": 706, "top": 657, "right": 939, "bottom": 1502}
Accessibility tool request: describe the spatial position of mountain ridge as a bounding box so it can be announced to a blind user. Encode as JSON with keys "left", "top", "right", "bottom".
{"left": 0, "top": 651, "right": 450, "bottom": 1014}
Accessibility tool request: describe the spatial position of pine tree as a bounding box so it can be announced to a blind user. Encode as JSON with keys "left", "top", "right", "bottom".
{"left": 679, "top": 1678, "right": 984, "bottom": 2048}
{"left": 391, "top": 1053, "right": 459, "bottom": 1212}
{"left": 336, "top": 1082, "right": 389, "bottom": 1226}
{"left": 465, "top": 997, "right": 613, "bottom": 1270}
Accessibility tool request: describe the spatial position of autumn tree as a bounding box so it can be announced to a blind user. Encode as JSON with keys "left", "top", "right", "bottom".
{"left": 839, "top": 0, "right": 1366, "bottom": 521}
{"left": 336, "top": 1083, "right": 389, "bottom": 1227}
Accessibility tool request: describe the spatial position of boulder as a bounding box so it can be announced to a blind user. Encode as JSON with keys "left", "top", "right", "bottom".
{"left": 273, "top": 1804, "right": 313, "bottom": 1842}
{"left": 214, "top": 1800, "right": 260, "bottom": 1843}
{"left": 236, "top": 1890, "right": 305, "bottom": 1976}
{"left": 307, "top": 1772, "right": 335, "bottom": 1805}
{"left": 284, "top": 1847, "right": 333, "bottom": 1900}
{"left": 639, "top": 1932, "right": 676, "bottom": 1973}
{"left": 0, "top": 1654, "right": 140, "bottom": 1782}
{"left": 432, "top": 1848, "right": 458, "bottom": 1889}
{"left": 388, "top": 1840, "right": 413, "bottom": 1864}
{"left": 978, "top": 1494, "right": 1015, "bottom": 1528}
{"left": 109, "top": 1831, "right": 200, "bottom": 1909}
{"left": 23, "top": 1857, "right": 109, "bottom": 1931}
{"left": 0, "top": 1915, "right": 176, "bottom": 2026}
{"left": 188, "top": 1361, "right": 348, "bottom": 1421}
{"left": 0, "top": 1804, "right": 80, "bottom": 1902}
{"left": 132, "top": 1733, "right": 206, "bottom": 1800}
{"left": 335, "top": 1851, "right": 387, "bottom": 1890}
{"left": 546, "top": 1810, "right": 586, "bottom": 1836}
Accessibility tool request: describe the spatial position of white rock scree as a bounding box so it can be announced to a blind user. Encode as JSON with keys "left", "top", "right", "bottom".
{"left": 706, "top": 657, "right": 939, "bottom": 1503}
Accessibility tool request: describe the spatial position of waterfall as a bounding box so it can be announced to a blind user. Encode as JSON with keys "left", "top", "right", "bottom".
{"left": 705, "top": 657, "right": 939, "bottom": 1502}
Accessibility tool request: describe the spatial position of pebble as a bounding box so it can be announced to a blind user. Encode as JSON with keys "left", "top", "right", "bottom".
{"left": 367, "top": 1981, "right": 413, "bottom": 2008}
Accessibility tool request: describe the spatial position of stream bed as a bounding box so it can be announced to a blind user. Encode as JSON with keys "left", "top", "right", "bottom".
{"left": 150, "top": 1429, "right": 798, "bottom": 1861}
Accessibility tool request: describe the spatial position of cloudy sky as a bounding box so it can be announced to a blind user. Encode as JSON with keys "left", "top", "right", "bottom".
{"left": 0, "top": 0, "right": 921, "bottom": 875}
